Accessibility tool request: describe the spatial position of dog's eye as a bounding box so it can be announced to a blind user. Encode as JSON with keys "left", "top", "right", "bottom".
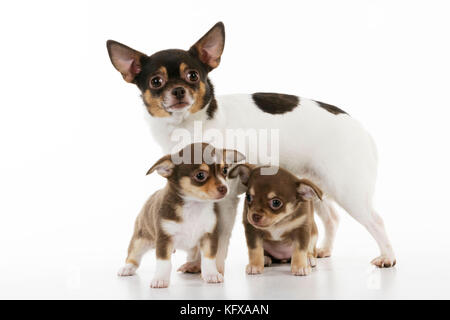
{"left": 245, "top": 193, "right": 253, "bottom": 203}
{"left": 186, "top": 70, "right": 199, "bottom": 83}
{"left": 269, "top": 198, "right": 283, "bottom": 210}
{"left": 222, "top": 167, "right": 228, "bottom": 175}
{"left": 150, "top": 76, "right": 165, "bottom": 89}
{"left": 194, "top": 171, "right": 208, "bottom": 182}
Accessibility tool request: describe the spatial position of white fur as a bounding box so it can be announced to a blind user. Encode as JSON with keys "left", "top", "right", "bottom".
{"left": 161, "top": 201, "right": 216, "bottom": 251}
{"left": 145, "top": 94, "right": 396, "bottom": 266}
{"left": 151, "top": 259, "right": 171, "bottom": 288}
{"left": 201, "top": 255, "right": 223, "bottom": 283}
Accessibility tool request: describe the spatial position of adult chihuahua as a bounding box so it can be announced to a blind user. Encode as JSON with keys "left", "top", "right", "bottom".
{"left": 107, "top": 22, "right": 396, "bottom": 269}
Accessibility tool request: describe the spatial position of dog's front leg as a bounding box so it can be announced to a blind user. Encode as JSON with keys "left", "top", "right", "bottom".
{"left": 215, "top": 196, "right": 240, "bottom": 275}
{"left": 150, "top": 235, "right": 173, "bottom": 288}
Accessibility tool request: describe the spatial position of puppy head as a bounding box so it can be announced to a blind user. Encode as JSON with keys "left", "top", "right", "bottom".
{"left": 147, "top": 143, "right": 244, "bottom": 201}
{"left": 230, "top": 165, "right": 322, "bottom": 229}
{"left": 106, "top": 22, "right": 225, "bottom": 117}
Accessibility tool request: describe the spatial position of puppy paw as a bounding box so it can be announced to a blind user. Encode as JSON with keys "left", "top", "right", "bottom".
{"left": 291, "top": 265, "right": 312, "bottom": 276}
{"left": 316, "top": 247, "right": 332, "bottom": 258}
{"left": 202, "top": 272, "right": 224, "bottom": 284}
{"left": 246, "top": 264, "right": 264, "bottom": 275}
{"left": 117, "top": 263, "right": 137, "bottom": 276}
{"left": 264, "top": 255, "right": 272, "bottom": 267}
{"left": 177, "top": 261, "right": 201, "bottom": 273}
{"left": 150, "top": 278, "right": 169, "bottom": 288}
{"left": 371, "top": 255, "right": 396, "bottom": 268}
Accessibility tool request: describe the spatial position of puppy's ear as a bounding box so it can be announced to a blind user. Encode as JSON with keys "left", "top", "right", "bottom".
{"left": 229, "top": 164, "right": 252, "bottom": 185}
{"left": 107, "top": 40, "right": 146, "bottom": 83}
{"left": 296, "top": 179, "right": 323, "bottom": 201}
{"left": 146, "top": 155, "right": 175, "bottom": 178}
{"left": 189, "top": 22, "right": 225, "bottom": 71}
{"left": 215, "top": 148, "right": 246, "bottom": 164}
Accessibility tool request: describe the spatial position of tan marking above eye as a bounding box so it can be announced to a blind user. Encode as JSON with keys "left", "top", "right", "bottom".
{"left": 158, "top": 66, "right": 168, "bottom": 77}
{"left": 179, "top": 62, "right": 189, "bottom": 74}
{"left": 267, "top": 192, "right": 277, "bottom": 199}
{"left": 199, "top": 163, "right": 209, "bottom": 172}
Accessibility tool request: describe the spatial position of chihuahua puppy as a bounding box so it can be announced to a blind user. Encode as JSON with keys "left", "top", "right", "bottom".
{"left": 107, "top": 22, "right": 396, "bottom": 268}
{"left": 231, "top": 165, "right": 322, "bottom": 276}
{"left": 117, "top": 143, "right": 244, "bottom": 288}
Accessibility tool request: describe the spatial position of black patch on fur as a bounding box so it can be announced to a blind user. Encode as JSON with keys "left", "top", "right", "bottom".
{"left": 315, "top": 100, "right": 348, "bottom": 115}
{"left": 252, "top": 92, "right": 299, "bottom": 114}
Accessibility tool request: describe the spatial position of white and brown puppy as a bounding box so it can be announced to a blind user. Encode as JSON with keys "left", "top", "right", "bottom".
{"left": 108, "top": 22, "right": 396, "bottom": 268}
{"left": 231, "top": 165, "right": 322, "bottom": 276}
{"left": 117, "top": 143, "right": 244, "bottom": 288}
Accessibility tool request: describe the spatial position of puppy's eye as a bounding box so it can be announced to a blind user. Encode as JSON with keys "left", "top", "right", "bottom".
{"left": 222, "top": 167, "right": 228, "bottom": 175}
{"left": 150, "top": 76, "right": 165, "bottom": 89}
{"left": 245, "top": 193, "right": 253, "bottom": 203}
{"left": 194, "top": 171, "right": 208, "bottom": 182}
{"left": 269, "top": 198, "right": 283, "bottom": 210}
{"left": 186, "top": 70, "right": 199, "bottom": 83}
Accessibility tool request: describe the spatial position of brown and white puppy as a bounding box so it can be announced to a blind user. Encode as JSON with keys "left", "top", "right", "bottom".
{"left": 230, "top": 165, "right": 323, "bottom": 276}
{"left": 117, "top": 143, "right": 244, "bottom": 288}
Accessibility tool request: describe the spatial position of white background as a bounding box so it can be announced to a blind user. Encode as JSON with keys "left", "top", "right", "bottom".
{"left": 1, "top": 0, "right": 450, "bottom": 299}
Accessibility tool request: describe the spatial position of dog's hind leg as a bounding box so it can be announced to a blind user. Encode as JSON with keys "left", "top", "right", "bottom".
{"left": 314, "top": 198, "right": 339, "bottom": 258}
{"left": 118, "top": 237, "right": 152, "bottom": 276}
{"left": 338, "top": 194, "right": 396, "bottom": 268}
{"left": 177, "top": 246, "right": 201, "bottom": 273}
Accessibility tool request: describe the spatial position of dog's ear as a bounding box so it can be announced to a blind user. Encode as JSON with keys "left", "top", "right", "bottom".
{"left": 107, "top": 40, "right": 146, "bottom": 83}
{"left": 229, "top": 164, "right": 252, "bottom": 185}
{"left": 146, "top": 155, "right": 175, "bottom": 178}
{"left": 189, "top": 22, "right": 225, "bottom": 71}
{"left": 296, "top": 179, "right": 323, "bottom": 201}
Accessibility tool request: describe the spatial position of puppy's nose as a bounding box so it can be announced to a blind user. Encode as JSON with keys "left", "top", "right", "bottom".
{"left": 252, "top": 214, "right": 262, "bottom": 223}
{"left": 217, "top": 185, "right": 228, "bottom": 195}
{"left": 171, "top": 87, "right": 185, "bottom": 99}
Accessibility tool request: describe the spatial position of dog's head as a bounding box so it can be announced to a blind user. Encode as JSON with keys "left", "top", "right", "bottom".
{"left": 230, "top": 165, "right": 323, "bottom": 229}
{"left": 107, "top": 22, "right": 224, "bottom": 118}
{"left": 147, "top": 143, "right": 244, "bottom": 201}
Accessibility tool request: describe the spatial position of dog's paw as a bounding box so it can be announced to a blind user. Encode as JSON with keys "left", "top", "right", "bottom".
{"left": 177, "top": 261, "right": 201, "bottom": 273}
{"left": 117, "top": 263, "right": 137, "bottom": 276}
{"left": 264, "top": 255, "right": 272, "bottom": 267}
{"left": 291, "top": 265, "right": 312, "bottom": 276}
{"left": 371, "top": 255, "right": 396, "bottom": 268}
{"left": 202, "top": 272, "right": 224, "bottom": 284}
{"left": 246, "top": 264, "right": 264, "bottom": 275}
{"left": 316, "top": 247, "right": 332, "bottom": 258}
{"left": 308, "top": 256, "right": 317, "bottom": 268}
{"left": 150, "top": 278, "right": 169, "bottom": 288}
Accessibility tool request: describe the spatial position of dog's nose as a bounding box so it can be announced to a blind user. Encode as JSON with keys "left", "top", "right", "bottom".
{"left": 217, "top": 185, "right": 228, "bottom": 195}
{"left": 252, "top": 214, "right": 262, "bottom": 223}
{"left": 171, "top": 87, "right": 185, "bottom": 99}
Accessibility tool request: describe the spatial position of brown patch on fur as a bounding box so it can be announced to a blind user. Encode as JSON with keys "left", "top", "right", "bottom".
{"left": 252, "top": 92, "right": 299, "bottom": 114}
{"left": 143, "top": 89, "right": 171, "bottom": 117}
{"left": 199, "top": 163, "right": 209, "bottom": 172}
{"left": 189, "top": 81, "right": 206, "bottom": 114}
{"left": 315, "top": 100, "right": 348, "bottom": 115}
